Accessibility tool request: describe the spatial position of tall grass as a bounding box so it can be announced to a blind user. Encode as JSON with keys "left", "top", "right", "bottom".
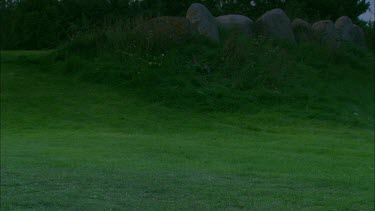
{"left": 44, "top": 19, "right": 374, "bottom": 127}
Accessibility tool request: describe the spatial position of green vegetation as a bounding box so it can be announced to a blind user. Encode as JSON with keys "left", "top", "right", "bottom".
{"left": 1, "top": 29, "right": 374, "bottom": 209}
{"left": 1, "top": 1, "right": 374, "bottom": 210}
{"left": 55, "top": 31, "right": 374, "bottom": 128}
{"left": 2, "top": 0, "right": 372, "bottom": 49}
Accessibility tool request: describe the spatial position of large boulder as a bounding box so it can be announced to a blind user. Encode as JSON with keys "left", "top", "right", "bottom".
{"left": 351, "top": 24, "right": 366, "bottom": 47}
{"left": 312, "top": 20, "right": 340, "bottom": 48}
{"left": 215, "top": 14, "right": 253, "bottom": 36}
{"left": 138, "top": 16, "right": 193, "bottom": 42}
{"left": 335, "top": 16, "right": 365, "bottom": 47}
{"left": 255, "top": 8, "right": 295, "bottom": 42}
{"left": 186, "top": 3, "right": 220, "bottom": 42}
{"left": 291, "top": 18, "right": 312, "bottom": 43}
{"left": 335, "top": 16, "right": 353, "bottom": 33}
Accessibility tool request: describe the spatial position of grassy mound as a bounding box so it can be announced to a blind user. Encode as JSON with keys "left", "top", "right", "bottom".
{"left": 46, "top": 28, "right": 374, "bottom": 128}
{"left": 1, "top": 21, "right": 374, "bottom": 210}
{"left": 1, "top": 50, "right": 374, "bottom": 210}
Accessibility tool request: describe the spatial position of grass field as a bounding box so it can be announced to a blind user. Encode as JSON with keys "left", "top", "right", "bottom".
{"left": 1, "top": 50, "right": 374, "bottom": 210}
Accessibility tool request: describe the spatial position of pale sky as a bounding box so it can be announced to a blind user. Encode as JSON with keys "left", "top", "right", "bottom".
{"left": 359, "top": 0, "right": 374, "bottom": 21}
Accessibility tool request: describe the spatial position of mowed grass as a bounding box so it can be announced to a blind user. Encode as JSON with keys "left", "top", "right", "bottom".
{"left": 1, "top": 51, "right": 374, "bottom": 210}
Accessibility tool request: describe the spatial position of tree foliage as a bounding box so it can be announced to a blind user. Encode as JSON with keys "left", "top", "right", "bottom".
{"left": 1, "top": 0, "right": 371, "bottom": 49}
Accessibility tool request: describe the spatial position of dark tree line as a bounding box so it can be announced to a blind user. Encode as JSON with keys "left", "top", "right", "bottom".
{"left": 0, "top": 0, "right": 371, "bottom": 49}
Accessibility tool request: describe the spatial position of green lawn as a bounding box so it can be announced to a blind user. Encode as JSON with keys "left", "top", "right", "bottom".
{"left": 1, "top": 51, "right": 374, "bottom": 210}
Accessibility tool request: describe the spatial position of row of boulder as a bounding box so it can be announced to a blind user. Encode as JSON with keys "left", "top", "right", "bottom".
{"left": 139, "top": 3, "right": 366, "bottom": 47}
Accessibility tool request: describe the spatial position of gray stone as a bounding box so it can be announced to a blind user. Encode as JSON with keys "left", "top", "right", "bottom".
{"left": 351, "top": 24, "right": 366, "bottom": 46}
{"left": 312, "top": 20, "right": 340, "bottom": 48}
{"left": 291, "top": 18, "right": 312, "bottom": 43}
{"left": 186, "top": 3, "right": 220, "bottom": 42}
{"left": 215, "top": 14, "right": 253, "bottom": 36}
{"left": 335, "top": 16, "right": 365, "bottom": 47}
{"left": 255, "top": 8, "right": 295, "bottom": 42}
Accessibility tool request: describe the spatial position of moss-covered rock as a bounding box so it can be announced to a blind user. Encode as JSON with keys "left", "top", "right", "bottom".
{"left": 216, "top": 14, "right": 253, "bottom": 37}
{"left": 255, "top": 8, "right": 295, "bottom": 43}
{"left": 292, "top": 19, "right": 312, "bottom": 43}
{"left": 312, "top": 20, "right": 340, "bottom": 48}
{"left": 186, "top": 3, "right": 219, "bottom": 42}
{"left": 335, "top": 16, "right": 366, "bottom": 47}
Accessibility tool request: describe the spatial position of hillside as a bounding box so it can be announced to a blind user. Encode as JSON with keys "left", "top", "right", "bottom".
{"left": 1, "top": 34, "right": 374, "bottom": 209}
{"left": 53, "top": 32, "right": 374, "bottom": 127}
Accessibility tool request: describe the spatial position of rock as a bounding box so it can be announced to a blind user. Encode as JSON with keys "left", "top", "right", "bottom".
{"left": 138, "top": 16, "right": 193, "bottom": 42}
{"left": 312, "top": 20, "right": 340, "bottom": 48}
{"left": 335, "top": 16, "right": 353, "bottom": 31}
{"left": 215, "top": 14, "right": 253, "bottom": 36}
{"left": 291, "top": 18, "right": 312, "bottom": 43}
{"left": 186, "top": 3, "right": 220, "bottom": 42}
{"left": 335, "top": 16, "right": 365, "bottom": 46}
{"left": 335, "top": 16, "right": 354, "bottom": 42}
{"left": 351, "top": 24, "right": 366, "bottom": 46}
{"left": 255, "top": 8, "right": 295, "bottom": 42}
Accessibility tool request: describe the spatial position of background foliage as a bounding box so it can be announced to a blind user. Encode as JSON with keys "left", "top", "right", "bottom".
{"left": 1, "top": 0, "right": 373, "bottom": 49}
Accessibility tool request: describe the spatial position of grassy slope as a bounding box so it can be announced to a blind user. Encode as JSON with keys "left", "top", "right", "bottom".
{"left": 1, "top": 50, "right": 374, "bottom": 210}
